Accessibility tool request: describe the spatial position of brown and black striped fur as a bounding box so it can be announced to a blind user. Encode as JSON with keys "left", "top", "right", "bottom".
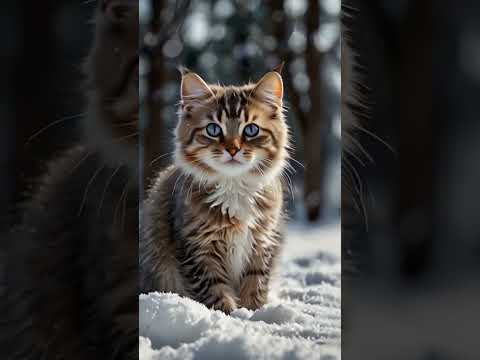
{"left": 140, "top": 70, "right": 290, "bottom": 313}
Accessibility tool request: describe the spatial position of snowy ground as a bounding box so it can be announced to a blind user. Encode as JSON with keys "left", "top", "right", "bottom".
{"left": 139, "top": 221, "right": 341, "bottom": 360}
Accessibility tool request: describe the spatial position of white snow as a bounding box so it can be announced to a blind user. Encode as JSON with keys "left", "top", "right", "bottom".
{"left": 139, "top": 221, "right": 341, "bottom": 360}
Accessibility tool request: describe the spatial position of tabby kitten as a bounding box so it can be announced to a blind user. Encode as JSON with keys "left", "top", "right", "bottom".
{"left": 140, "top": 70, "right": 290, "bottom": 313}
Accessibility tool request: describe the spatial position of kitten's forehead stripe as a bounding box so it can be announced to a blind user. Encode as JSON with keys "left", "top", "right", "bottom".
{"left": 228, "top": 90, "right": 241, "bottom": 118}
{"left": 216, "top": 97, "right": 225, "bottom": 122}
{"left": 226, "top": 119, "right": 239, "bottom": 136}
{"left": 243, "top": 108, "right": 250, "bottom": 123}
{"left": 210, "top": 88, "right": 254, "bottom": 122}
{"left": 184, "top": 83, "right": 284, "bottom": 148}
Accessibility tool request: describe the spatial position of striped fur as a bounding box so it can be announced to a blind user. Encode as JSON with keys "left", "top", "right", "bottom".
{"left": 140, "top": 71, "right": 289, "bottom": 313}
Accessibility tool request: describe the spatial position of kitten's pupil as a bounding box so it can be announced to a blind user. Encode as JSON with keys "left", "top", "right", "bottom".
{"left": 206, "top": 123, "right": 222, "bottom": 137}
{"left": 244, "top": 124, "right": 259, "bottom": 137}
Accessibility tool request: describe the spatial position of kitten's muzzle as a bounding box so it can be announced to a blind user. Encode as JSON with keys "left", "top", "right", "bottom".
{"left": 227, "top": 147, "right": 240, "bottom": 157}
{"left": 225, "top": 138, "right": 241, "bottom": 157}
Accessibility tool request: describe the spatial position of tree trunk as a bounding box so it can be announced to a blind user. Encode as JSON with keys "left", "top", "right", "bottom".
{"left": 303, "top": 0, "right": 329, "bottom": 221}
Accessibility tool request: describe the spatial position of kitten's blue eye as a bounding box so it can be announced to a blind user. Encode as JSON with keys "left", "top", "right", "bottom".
{"left": 206, "top": 123, "right": 222, "bottom": 137}
{"left": 243, "top": 124, "right": 259, "bottom": 137}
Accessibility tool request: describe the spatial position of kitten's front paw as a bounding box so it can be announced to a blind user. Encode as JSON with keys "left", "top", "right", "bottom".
{"left": 239, "top": 276, "right": 267, "bottom": 310}
{"left": 212, "top": 293, "right": 237, "bottom": 314}
{"left": 204, "top": 284, "right": 237, "bottom": 314}
{"left": 239, "top": 295, "right": 265, "bottom": 311}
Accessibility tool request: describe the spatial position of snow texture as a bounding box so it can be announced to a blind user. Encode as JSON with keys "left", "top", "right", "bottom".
{"left": 139, "top": 222, "right": 341, "bottom": 360}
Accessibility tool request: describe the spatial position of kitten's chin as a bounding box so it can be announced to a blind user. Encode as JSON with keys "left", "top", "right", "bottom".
{"left": 208, "top": 160, "right": 253, "bottom": 177}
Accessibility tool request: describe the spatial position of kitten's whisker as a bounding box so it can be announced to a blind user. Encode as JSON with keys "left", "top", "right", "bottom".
{"left": 351, "top": 122, "right": 396, "bottom": 154}
{"left": 112, "top": 121, "right": 138, "bottom": 128}
{"left": 111, "top": 131, "right": 139, "bottom": 143}
{"left": 121, "top": 179, "right": 129, "bottom": 230}
{"left": 344, "top": 132, "right": 374, "bottom": 164}
{"left": 267, "top": 158, "right": 295, "bottom": 201}
{"left": 25, "top": 112, "right": 87, "bottom": 146}
{"left": 288, "top": 157, "right": 305, "bottom": 170}
{"left": 97, "top": 165, "right": 123, "bottom": 216}
{"left": 178, "top": 175, "right": 190, "bottom": 198}
{"left": 68, "top": 151, "right": 93, "bottom": 175}
{"left": 150, "top": 151, "right": 175, "bottom": 166}
{"left": 343, "top": 144, "right": 367, "bottom": 167}
{"left": 342, "top": 164, "right": 362, "bottom": 214}
{"left": 281, "top": 170, "right": 295, "bottom": 201}
{"left": 78, "top": 164, "right": 106, "bottom": 216}
{"left": 172, "top": 173, "right": 186, "bottom": 197}
{"left": 114, "top": 180, "right": 130, "bottom": 227}
{"left": 343, "top": 157, "right": 369, "bottom": 230}
{"left": 342, "top": 176, "right": 362, "bottom": 214}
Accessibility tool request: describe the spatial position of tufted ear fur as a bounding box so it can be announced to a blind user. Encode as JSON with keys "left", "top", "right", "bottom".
{"left": 180, "top": 72, "right": 215, "bottom": 102}
{"left": 252, "top": 71, "right": 284, "bottom": 105}
{"left": 272, "top": 61, "right": 285, "bottom": 75}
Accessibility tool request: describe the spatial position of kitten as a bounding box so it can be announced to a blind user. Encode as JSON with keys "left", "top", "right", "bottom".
{"left": 3, "top": 1, "right": 139, "bottom": 358}
{"left": 140, "top": 69, "right": 290, "bottom": 313}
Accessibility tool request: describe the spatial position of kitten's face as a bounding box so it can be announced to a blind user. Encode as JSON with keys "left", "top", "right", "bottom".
{"left": 175, "top": 72, "right": 289, "bottom": 183}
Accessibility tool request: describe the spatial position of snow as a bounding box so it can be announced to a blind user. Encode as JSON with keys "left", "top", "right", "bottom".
{"left": 139, "top": 221, "right": 341, "bottom": 360}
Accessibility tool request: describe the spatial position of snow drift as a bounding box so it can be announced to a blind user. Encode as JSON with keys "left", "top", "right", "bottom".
{"left": 139, "top": 222, "right": 341, "bottom": 360}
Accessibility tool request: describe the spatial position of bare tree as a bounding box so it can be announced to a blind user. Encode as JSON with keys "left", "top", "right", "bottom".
{"left": 140, "top": 0, "right": 191, "bottom": 193}
{"left": 269, "top": 0, "right": 330, "bottom": 221}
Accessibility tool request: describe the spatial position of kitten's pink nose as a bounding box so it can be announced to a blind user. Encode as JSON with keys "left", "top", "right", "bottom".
{"left": 226, "top": 139, "right": 241, "bottom": 157}
{"left": 227, "top": 147, "right": 240, "bottom": 157}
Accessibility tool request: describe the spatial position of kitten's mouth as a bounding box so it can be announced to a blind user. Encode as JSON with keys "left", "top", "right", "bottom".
{"left": 226, "top": 159, "right": 242, "bottom": 165}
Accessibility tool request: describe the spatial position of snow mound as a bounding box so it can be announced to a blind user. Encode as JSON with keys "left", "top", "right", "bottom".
{"left": 140, "top": 223, "right": 340, "bottom": 360}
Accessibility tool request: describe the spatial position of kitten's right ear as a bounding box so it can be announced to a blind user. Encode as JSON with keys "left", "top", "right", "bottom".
{"left": 273, "top": 61, "right": 285, "bottom": 75}
{"left": 181, "top": 72, "right": 214, "bottom": 102}
{"left": 252, "top": 71, "right": 284, "bottom": 105}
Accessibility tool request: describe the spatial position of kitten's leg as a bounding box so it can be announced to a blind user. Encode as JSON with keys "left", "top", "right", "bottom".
{"left": 239, "top": 269, "right": 270, "bottom": 310}
{"left": 238, "top": 243, "right": 273, "bottom": 310}
{"left": 182, "top": 239, "right": 237, "bottom": 314}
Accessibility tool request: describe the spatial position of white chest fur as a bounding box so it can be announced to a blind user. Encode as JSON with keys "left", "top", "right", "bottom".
{"left": 205, "top": 178, "right": 261, "bottom": 222}
{"left": 227, "top": 229, "right": 254, "bottom": 287}
{"left": 204, "top": 178, "right": 262, "bottom": 286}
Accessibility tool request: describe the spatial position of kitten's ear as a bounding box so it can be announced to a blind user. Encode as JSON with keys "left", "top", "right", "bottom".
{"left": 181, "top": 72, "right": 214, "bottom": 102}
{"left": 252, "top": 71, "right": 284, "bottom": 105}
{"left": 272, "top": 61, "right": 285, "bottom": 75}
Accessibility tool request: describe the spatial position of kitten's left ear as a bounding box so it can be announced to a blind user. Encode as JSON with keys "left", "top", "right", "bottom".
{"left": 253, "top": 71, "right": 284, "bottom": 105}
{"left": 180, "top": 72, "right": 215, "bottom": 102}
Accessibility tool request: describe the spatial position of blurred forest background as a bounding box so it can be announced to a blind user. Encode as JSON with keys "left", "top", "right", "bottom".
{"left": 343, "top": 1, "right": 480, "bottom": 359}
{"left": 343, "top": 0, "right": 480, "bottom": 281}
{"left": 0, "top": 0, "right": 341, "bottom": 235}
{"left": 141, "top": 0, "right": 341, "bottom": 223}
{"left": 0, "top": 1, "right": 95, "bottom": 232}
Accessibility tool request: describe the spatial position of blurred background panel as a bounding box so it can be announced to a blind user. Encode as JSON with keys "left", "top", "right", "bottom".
{"left": 343, "top": 0, "right": 480, "bottom": 359}
{"left": 0, "top": 0, "right": 95, "bottom": 231}
{"left": 142, "top": 0, "right": 342, "bottom": 223}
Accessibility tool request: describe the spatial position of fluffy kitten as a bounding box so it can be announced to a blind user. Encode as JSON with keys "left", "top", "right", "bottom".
{"left": 3, "top": 1, "right": 139, "bottom": 358}
{"left": 140, "top": 70, "right": 290, "bottom": 313}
